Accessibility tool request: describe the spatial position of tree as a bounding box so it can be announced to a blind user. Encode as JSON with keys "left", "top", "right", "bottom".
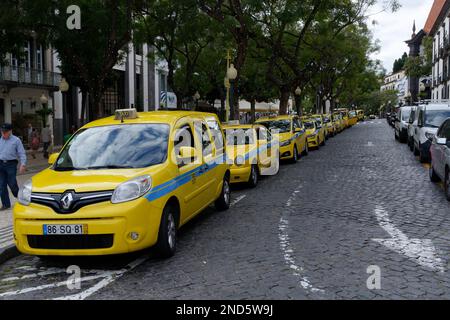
{"left": 392, "top": 52, "right": 407, "bottom": 73}
{"left": 405, "top": 36, "right": 433, "bottom": 78}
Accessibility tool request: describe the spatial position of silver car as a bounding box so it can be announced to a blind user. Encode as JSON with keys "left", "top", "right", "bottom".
{"left": 429, "top": 117, "right": 450, "bottom": 201}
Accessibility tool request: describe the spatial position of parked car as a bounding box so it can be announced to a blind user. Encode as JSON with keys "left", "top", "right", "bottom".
{"left": 369, "top": 115, "right": 377, "bottom": 120}
{"left": 407, "top": 106, "right": 418, "bottom": 151}
{"left": 394, "top": 106, "right": 413, "bottom": 143}
{"left": 413, "top": 104, "right": 450, "bottom": 163}
{"left": 429, "top": 117, "right": 450, "bottom": 200}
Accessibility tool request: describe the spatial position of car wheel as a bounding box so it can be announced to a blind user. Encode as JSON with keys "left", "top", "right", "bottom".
{"left": 321, "top": 135, "right": 326, "bottom": 146}
{"left": 445, "top": 170, "right": 450, "bottom": 201}
{"left": 413, "top": 143, "right": 420, "bottom": 156}
{"left": 247, "top": 165, "right": 259, "bottom": 188}
{"left": 290, "top": 145, "right": 299, "bottom": 163}
{"left": 408, "top": 138, "right": 413, "bottom": 151}
{"left": 419, "top": 147, "right": 429, "bottom": 163}
{"left": 394, "top": 130, "right": 398, "bottom": 140}
{"left": 215, "top": 175, "right": 231, "bottom": 211}
{"left": 155, "top": 203, "right": 178, "bottom": 258}
{"left": 302, "top": 143, "right": 309, "bottom": 156}
{"left": 429, "top": 164, "right": 441, "bottom": 182}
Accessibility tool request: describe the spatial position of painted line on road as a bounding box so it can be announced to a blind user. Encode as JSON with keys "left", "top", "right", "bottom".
{"left": 279, "top": 185, "right": 325, "bottom": 294}
{"left": 372, "top": 205, "right": 445, "bottom": 273}
{"left": 230, "top": 195, "right": 247, "bottom": 207}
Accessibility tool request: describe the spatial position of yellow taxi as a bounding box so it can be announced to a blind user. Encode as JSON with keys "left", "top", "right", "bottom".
{"left": 335, "top": 109, "right": 350, "bottom": 128}
{"left": 356, "top": 110, "right": 365, "bottom": 122}
{"left": 256, "top": 115, "right": 308, "bottom": 163}
{"left": 14, "top": 109, "right": 231, "bottom": 258}
{"left": 348, "top": 110, "right": 358, "bottom": 127}
{"left": 310, "top": 114, "right": 329, "bottom": 139}
{"left": 332, "top": 112, "right": 344, "bottom": 133}
{"left": 323, "top": 114, "right": 336, "bottom": 137}
{"left": 223, "top": 123, "right": 278, "bottom": 187}
{"left": 304, "top": 118, "right": 326, "bottom": 149}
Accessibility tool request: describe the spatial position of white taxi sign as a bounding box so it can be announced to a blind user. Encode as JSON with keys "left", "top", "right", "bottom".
{"left": 114, "top": 108, "right": 139, "bottom": 120}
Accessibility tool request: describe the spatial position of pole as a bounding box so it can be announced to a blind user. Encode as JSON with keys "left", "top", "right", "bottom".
{"left": 225, "top": 50, "right": 231, "bottom": 122}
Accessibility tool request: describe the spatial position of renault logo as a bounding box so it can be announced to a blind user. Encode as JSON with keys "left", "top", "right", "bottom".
{"left": 60, "top": 192, "right": 74, "bottom": 210}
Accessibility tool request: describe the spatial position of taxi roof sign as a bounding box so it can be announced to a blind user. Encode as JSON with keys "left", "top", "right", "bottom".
{"left": 114, "top": 108, "right": 139, "bottom": 121}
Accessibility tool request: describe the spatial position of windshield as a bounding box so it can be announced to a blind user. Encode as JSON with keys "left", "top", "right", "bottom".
{"left": 349, "top": 111, "right": 356, "bottom": 117}
{"left": 424, "top": 110, "right": 450, "bottom": 128}
{"left": 401, "top": 109, "right": 412, "bottom": 121}
{"left": 225, "top": 129, "right": 255, "bottom": 145}
{"left": 304, "top": 122, "right": 315, "bottom": 129}
{"left": 258, "top": 120, "right": 291, "bottom": 133}
{"left": 323, "top": 117, "right": 331, "bottom": 123}
{"left": 55, "top": 124, "right": 170, "bottom": 171}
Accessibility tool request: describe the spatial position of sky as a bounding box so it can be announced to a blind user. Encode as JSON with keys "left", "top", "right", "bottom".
{"left": 368, "top": 0, "right": 434, "bottom": 73}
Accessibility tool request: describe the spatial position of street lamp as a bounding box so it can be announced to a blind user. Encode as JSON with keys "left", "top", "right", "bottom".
{"left": 40, "top": 93, "right": 48, "bottom": 105}
{"left": 226, "top": 62, "right": 239, "bottom": 121}
{"left": 59, "top": 77, "right": 70, "bottom": 139}
{"left": 294, "top": 87, "right": 302, "bottom": 116}
{"left": 193, "top": 91, "right": 200, "bottom": 110}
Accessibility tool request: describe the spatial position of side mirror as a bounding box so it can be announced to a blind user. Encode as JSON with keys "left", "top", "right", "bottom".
{"left": 436, "top": 137, "right": 447, "bottom": 145}
{"left": 178, "top": 146, "right": 197, "bottom": 161}
{"left": 48, "top": 153, "right": 59, "bottom": 165}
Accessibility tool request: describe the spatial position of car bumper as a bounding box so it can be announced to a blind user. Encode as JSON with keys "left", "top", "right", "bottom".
{"left": 230, "top": 166, "right": 251, "bottom": 183}
{"left": 13, "top": 198, "right": 162, "bottom": 256}
{"left": 307, "top": 136, "right": 319, "bottom": 148}
{"left": 279, "top": 144, "right": 294, "bottom": 160}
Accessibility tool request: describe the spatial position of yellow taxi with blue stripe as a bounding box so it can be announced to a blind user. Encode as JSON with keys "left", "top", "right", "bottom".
{"left": 304, "top": 119, "right": 326, "bottom": 149}
{"left": 332, "top": 111, "right": 344, "bottom": 132}
{"left": 335, "top": 108, "right": 350, "bottom": 128}
{"left": 256, "top": 115, "right": 308, "bottom": 162}
{"left": 348, "top": 110, "right": 358, "bottom": 127}
{"left": 323, "top": 114, "right": 336, "bottom": 137}
{"left": 14, "top": 109, "right": 231, "bottom": 258}
{"left": 223, "top": 122, "right": 278, "bottom": 187}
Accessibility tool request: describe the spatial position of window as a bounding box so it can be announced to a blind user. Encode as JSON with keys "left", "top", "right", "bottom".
{"left": 174, "top": 124, "right": 195, "bottom": 166}
{"left": 55, "top": 124, "right": 169, "bottom": 170}
{"left": 201, "top": 123, "right": 213, "bottom": 157}
{"left": 206, "top": 119, "right": 224, "bottom": 153}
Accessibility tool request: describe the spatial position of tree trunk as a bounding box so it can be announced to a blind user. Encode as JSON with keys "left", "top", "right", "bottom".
{"left": 279, "top": 87, "right": 291, "bottom": 115}
{"left": 250, "top": 99, "right": 256, "bottom": 123}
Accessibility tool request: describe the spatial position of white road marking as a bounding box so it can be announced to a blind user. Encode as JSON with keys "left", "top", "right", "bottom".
{"left": 372, "top": 205, "right": 445, "bottom": 273}
{"left": 230, "top": 195, "right": 246, "bottom": 207}
{"left": 367, "top": 141, "right": 374, "bottom": 147}
{"left": 52, "top": 257, "right": 147, "bottom": 300}
{"left": 279, "top": 186, "right": 324, "bottom": 294}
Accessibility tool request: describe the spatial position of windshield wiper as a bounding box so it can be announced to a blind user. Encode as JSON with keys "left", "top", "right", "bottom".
{"left": 85, "top": 165, "right": 135, "bottom": 170}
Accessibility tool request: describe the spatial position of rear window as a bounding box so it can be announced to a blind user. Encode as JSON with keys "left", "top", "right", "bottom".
{"left": 225, "top": 129, "right": 255, "bottom": 145}
{"left": 402, "top": 109, "right": 411, "bottom": 121}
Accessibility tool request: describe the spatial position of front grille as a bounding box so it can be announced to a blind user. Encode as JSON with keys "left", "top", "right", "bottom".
{"left": 27, "top": 235, "right": 114, "bottom": 250}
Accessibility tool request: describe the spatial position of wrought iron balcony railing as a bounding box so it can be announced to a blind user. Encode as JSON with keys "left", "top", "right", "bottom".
{"left": 0, "top": 66, "right": 61, "bottom": 88}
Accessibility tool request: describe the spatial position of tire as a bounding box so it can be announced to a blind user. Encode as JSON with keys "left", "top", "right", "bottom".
{"left": 155, "top": 203, "right": 178, "bottom": 258}
{"left": 413, "top": 143, "right": 420, "bottom": 156}
{"left": 321, "top": 134, "right": 326, "bottom": 146}
{"left": 394, "top": 130, "right": 399, "bottom": 140}
{"left": 290, "top": 145, "right": 299, "bottom": 163}
{"left": 408, "top": 138, "right": 413, "bottom": 151}
{"left": 445, "top": 169, "right": 450, "bottom": 202}
{"left": 302, "top": 143, "right": 309, "bottom": 156}
{"left": 215, "top": 175, "right": 231, "bottom": 211}
{"left": 429, "top": 164, "right": 441, "bottom": 182}
{"left": 247, "top": 165, "right": 259, "bottom": 188}
{"left": 419, "top": 146, "right": 429, "bottom": 163}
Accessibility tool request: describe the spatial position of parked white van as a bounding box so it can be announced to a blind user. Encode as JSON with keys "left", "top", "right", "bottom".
{"left": 394, "top": 106, "right": 413, "bottom": 143}
{"left": 413, "top": 104, "right": 450, "bottom": 163}
{"left": 407, "top": 106, "right": 418, "bottom": 151}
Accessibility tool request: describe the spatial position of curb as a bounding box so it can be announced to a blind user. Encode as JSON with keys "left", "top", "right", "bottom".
{"left": 0, "top": 244, "right": 20, "bottom": 265}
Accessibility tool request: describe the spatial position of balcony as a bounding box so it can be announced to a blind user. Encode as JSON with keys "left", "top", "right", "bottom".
{"left": 0, "top": 66, "right": 61, "bottom": 90}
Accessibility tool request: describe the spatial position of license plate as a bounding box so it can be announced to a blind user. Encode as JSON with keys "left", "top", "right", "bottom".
{"left": 43, "top": 224, "right": 88, "bottom": 235}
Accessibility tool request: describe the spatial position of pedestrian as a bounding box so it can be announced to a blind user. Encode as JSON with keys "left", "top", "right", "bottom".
{"left": 27, "top": 123, "right": 33, "bottom": 150}
{"left": 30, "top": 128, "right": 40, "bottom": 159}
{"left": 41, "top": 124, "right": 52, "bottom": 159}
{"left": 0, "top": 123, "right": 27, "bottom": 210}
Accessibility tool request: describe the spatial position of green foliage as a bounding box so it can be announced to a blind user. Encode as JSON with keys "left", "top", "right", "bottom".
{"left": 393, "top": 52, "right": 407, "bottom": 73}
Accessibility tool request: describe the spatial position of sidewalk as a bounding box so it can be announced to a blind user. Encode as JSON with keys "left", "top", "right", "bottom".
{"left": 0, "top": 147, "right": 61, "bottom": 255}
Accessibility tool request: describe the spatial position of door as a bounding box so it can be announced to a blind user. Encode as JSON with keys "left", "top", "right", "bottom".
{"left": 256, "top": 126, "right": 270, "bottom": 167}
{"left": 192, "top": 118, "right": 218, "bottom": 207}
{"left": 292, "top": 117, "right": 305, "bottom": 152}
{"left": 173, "top": 119, "right": 204, "bottom": 222}
{"left": 440, "top": 120, "right": 450, "bottom": 178}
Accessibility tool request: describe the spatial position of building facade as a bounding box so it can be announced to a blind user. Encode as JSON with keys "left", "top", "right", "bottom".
{"left": 429, "top": 0, "right": 450, "bottom": 101}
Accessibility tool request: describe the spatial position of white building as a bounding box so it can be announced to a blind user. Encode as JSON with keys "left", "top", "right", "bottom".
{"left": 380, "top": 70, "right": 410, "bottom": 104}
{"left": 1, "top": 38, "right": 174, "bottom": 145}
{"left": 429, "top": 0, "right": 450, "bottom": 100}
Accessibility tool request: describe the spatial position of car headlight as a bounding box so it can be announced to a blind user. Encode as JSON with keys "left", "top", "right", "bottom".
{"left": 280, "top": 140, "right": 291, "bottom": 147}
{"left": 111, "top": 175, "right": 152, "bottom": 204}
{"left": 425, "top": 132, "right": 435, "bottom": 141}
{"left": 18, "top": 179, "right": 32, "bottom": 206}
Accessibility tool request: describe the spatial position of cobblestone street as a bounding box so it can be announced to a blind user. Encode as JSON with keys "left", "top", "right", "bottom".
{"left": 0, "top": 119, "right": 449, "bottom": 300}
